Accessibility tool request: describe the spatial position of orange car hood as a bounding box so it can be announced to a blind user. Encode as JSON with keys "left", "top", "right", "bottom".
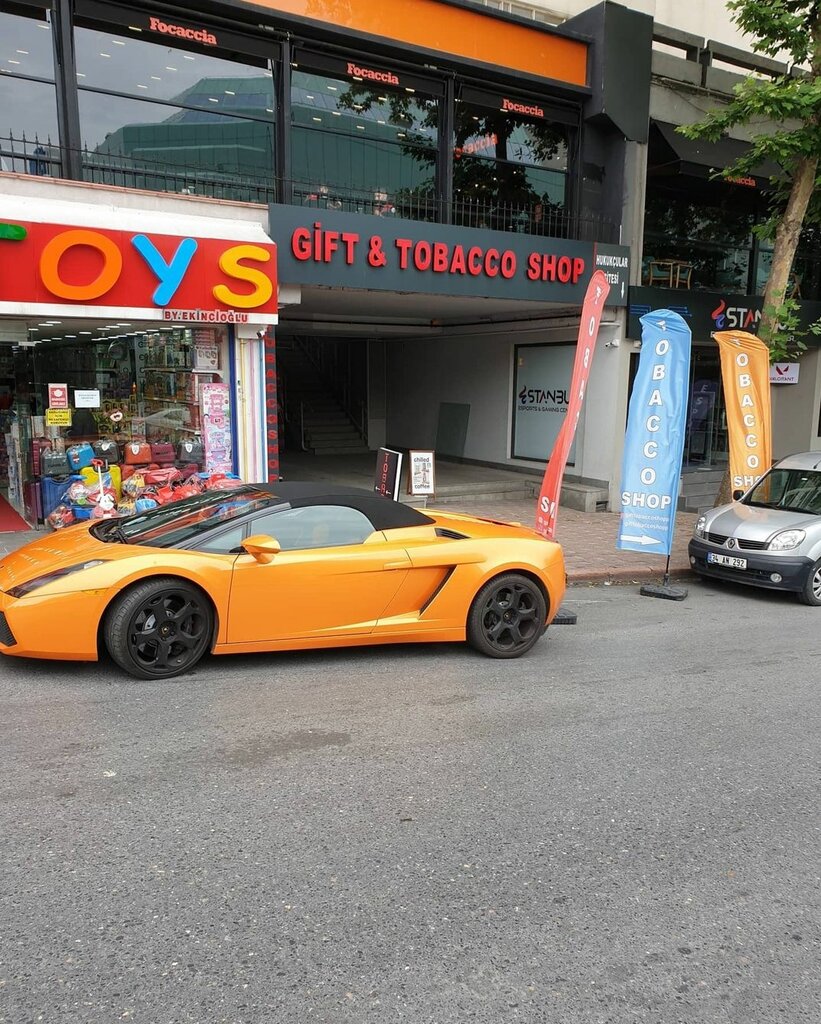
{"left": 0, "top": 525, "right": 111, "bottom": 592}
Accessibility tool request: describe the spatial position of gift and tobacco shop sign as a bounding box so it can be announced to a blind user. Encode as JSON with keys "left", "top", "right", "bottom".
{"left": 267, "top": 207, "right": 630, "bottom": 306}
{"left": 0, "top": 220, "right": 278, "bottom": 323}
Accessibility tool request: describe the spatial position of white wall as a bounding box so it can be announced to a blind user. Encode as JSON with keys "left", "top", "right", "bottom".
{"left": 386, "top": 314, "right": 629, "bottom": 496}
{"left": 523, "top": 0, "right": 747, "bottom": 48}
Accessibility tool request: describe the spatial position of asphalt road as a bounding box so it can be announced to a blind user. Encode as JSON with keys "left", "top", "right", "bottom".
{"left": 1, "top": 578, "right": 819, "bottom": 1024}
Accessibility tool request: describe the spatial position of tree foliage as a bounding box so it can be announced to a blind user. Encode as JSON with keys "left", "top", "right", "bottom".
{"left": 679, "top": 0, "right": 821, "bottom": 360}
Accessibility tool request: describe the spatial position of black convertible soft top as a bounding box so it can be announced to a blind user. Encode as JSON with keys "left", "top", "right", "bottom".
{"left": 257, "top": 482, "right": 435, "bottom": 531}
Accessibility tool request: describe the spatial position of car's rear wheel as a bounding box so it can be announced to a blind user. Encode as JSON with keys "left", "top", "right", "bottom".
{"left": 797, "top": 559, "right": 821, "bottom": 607}
{"left": 104, "top": 578, "right": 213, "bottom": 679}
{"left": 467, "top": 573, "right": 546, "bottom": 659}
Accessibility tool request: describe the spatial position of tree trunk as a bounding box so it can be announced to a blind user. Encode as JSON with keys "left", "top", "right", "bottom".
{"left": 759, "top": 154, "right": 819, "bottom": 341}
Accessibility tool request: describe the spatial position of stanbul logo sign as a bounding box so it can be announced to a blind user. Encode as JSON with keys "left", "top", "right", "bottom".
{"left": 148, "top": 17, "right": 218, "bottom": 46}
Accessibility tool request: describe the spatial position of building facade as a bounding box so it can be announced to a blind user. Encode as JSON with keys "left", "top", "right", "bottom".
{"left": 0, "top": 0, "right": 818, "bottom": 527}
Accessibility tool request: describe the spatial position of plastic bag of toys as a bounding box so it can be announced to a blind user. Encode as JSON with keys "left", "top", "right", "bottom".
{"left": 46, "top": 504, "right": 76, "bottom": 530}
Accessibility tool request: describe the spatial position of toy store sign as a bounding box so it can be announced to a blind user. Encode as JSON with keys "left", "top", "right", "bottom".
{"left": 269, "top": 206, "right": 629, "bottom": 306}
{"left": 0, "top": 220, "right": 278, "bottom": 324}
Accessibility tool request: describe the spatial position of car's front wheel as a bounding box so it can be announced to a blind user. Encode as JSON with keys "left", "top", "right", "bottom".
{"left": 104, "top": 578, "right": 213, "bottom": 679}
{"left": 797, "top": 559, "right": 821, "bottom": 607}
{"left": 467, "top": 572, "right": 547, "bottom": 659}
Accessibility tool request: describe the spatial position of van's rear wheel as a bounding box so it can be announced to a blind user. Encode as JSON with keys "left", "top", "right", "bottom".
{"left": 797, "top": 559, "right": 821, "bottom": 607}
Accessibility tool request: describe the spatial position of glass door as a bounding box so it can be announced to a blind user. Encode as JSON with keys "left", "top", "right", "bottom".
{"left": 684, "top": 346, "right": 728, "bottom": 469}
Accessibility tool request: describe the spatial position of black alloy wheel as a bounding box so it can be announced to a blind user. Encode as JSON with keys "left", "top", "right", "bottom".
{"left": 467, "top": 572, "right": 547, "bottom": 659}
{"left": 105, "top": 578, "right": 213, "bottom": 679}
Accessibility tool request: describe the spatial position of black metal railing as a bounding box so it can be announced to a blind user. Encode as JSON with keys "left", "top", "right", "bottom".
{"left": 287, "top": 176, "right": 619, "bottom": 242}
{"left": 1, "top": 132, "right": 619, "bottom": 244}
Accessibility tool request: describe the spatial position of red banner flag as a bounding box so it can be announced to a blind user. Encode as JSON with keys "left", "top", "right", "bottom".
{"left": 535, "top": 269, "right": 611, "bottom": 538}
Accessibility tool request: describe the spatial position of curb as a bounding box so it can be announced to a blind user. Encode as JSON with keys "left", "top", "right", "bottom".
{"left": 567, "top": 566, "right": 696, "bottom": 586}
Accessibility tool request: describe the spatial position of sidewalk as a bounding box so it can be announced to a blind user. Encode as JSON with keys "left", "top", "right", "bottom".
{"left": 439, "top": 495, "right": 698, "bottom": 584}
{"left": 0, "top": 501, "right": 698, "bottom": 585}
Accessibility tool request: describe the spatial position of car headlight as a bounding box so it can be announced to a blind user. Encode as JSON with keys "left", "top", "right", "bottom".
{"left": 768, "top": 530, "right": 806, "bottom": 551}
{"left": 7, "top": 560, "right": 105, "bottom": 598}
{"left": 694, "top": 515, "right": 707, "bottom": 538}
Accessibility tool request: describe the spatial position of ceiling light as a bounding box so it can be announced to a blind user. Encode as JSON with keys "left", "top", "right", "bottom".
{"left": 79, "top": 331, "right": 92, "bottom": 335}
{"left": 111, "top": 39, "right": 125, "bottom": 46}
{"left": 312, "top": 116, "right": 321, "bottom": 122}
{"left": 127, "top": 25, "right": 142, "bottom": 32}
{"left": 137, "top": 84, "right": 147, "bottom": 89}
{"left": 166, "top": 67, "right": 177, "bottom": 72}
{"left": 16, "top": 50, "right": 29, "bottom": 55}
{"left": 99, "top": 52, "right": 111, "bottom": 58}
{"left": 225, "top": 90, "right": 235, "bottom": 96}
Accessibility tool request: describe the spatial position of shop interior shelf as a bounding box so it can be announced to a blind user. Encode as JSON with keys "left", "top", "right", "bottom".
{"left": 142, "top": 398, "right": 198, "bottom": 405}
{"left": 141, "top": 366, "right": 194, "bottom": 372}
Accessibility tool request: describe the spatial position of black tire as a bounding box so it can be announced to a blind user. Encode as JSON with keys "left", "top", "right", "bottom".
{"left": 467, "top": 572, "right": 547, "bottom": 659}
{"left": 104, "top": 577, "right": 213, "bottom": 680}
{"left": 797, "top": 559, "right": 821, "bottom": 607}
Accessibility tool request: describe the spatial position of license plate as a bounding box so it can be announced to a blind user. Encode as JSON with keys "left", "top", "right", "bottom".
{"left": 707, "top": 552, "right": 747, "bottom": 570}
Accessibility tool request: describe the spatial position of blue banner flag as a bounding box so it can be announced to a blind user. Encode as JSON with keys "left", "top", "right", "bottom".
{"left": 617, "top": 309, "right": 692, "bottom": 555}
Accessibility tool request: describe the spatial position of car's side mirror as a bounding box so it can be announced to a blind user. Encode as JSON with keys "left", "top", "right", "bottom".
{"left": 242, "top": 534, "right": 281, "bottom": 564}
{"left": 732, "top": 489, "right": 744, "bottom": 501}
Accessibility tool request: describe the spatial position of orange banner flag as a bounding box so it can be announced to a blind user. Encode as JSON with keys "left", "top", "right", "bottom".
{"left": 714, "top": 330, "right": 772, "bottom": 491}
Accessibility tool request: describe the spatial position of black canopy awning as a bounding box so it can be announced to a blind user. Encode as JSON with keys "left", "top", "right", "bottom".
{"left": 651, "top": 120, "right": 781, "bottom": 188}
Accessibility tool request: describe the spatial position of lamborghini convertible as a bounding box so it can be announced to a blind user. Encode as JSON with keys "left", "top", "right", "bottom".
{"left": 0, "top": 483, "right": 566, "bottom": 680}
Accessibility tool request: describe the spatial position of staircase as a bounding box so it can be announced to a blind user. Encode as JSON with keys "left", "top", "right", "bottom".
{"left": 678, "top": 468, "right": 725, "bottom": 513}
{"left": 278, "top": 339, "right": 370, "bottom": 455}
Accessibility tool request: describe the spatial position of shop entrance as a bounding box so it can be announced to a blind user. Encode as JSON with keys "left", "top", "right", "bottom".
{"left": 684, "top": 345, "right": 729, "bottom": 469}
{"left": 0, "top": 319, "right": 233, "bottom": 528}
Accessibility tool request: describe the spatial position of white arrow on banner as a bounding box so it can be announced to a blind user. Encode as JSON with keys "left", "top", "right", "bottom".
{"left": 619, "top": 534, "right": 662, "bottom": 546}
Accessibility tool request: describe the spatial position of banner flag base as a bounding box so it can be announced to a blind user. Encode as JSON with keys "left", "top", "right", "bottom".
{"left": 552, "top": 605, "right": 578, "bottom": 625}
{"left": 640, "top": 581, "right": 688, "bottom": 601}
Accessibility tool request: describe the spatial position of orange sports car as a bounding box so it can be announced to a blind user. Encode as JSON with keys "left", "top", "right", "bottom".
{"left": 0, "top": 484, "right": 566, "bottom": 680}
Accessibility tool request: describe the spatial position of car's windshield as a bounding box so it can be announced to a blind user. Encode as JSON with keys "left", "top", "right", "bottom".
{"left": 92, "top": 487, "right": 275, "bottom": 548}
{"left": 744, "top": 469, "right": 821, "bottom": 514}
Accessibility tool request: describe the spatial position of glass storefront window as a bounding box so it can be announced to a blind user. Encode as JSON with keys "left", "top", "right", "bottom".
{"left": 0, "top": 7, "right": 59, "bottom": 174}
{"left": 453, "top": 98, "right": 570, "bottom": 233}
{"left": 78, "top": 91, "right": 274, "bottom": 201}
{"left": 75, "top": 25, "right": 275, "bottom": 202}
{"left": 291, "top": 67, "right": 439, "bottom": 219}
{"left": 643, "top": 190, "right": 756, "bottom": 292}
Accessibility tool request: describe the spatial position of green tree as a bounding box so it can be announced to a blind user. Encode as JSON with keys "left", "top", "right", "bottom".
{"left": 679, "top": 0, "right": 821, "bottom": 360}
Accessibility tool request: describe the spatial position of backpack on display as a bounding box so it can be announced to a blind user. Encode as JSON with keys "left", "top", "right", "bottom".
{"left": 177, "top": 440, "right": 204, "bottom": 464}
{"left": 92, "top": 439, "right": 120, "bottom": 463}
{"left": 124, "top": 441, "right": 152, "bottom": 464}
{"left": 42, "top": 450, "right": 70, "bottom": 476}
{"left": 150, "top": 442, "right": 176, "bottom": 465}
{"left": 66, "top": 443, "right": 94, "bottom": 471}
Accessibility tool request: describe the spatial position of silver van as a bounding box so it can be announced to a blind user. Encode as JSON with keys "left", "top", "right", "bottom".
{"left": 688, "top": 451, "right": 821, "bottom": 605}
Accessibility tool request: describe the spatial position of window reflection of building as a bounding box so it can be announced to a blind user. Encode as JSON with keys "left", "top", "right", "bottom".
{"left": 0, "top": 6, "right": 59, "bottom": 174}
{"left": 291, "top": 64, "right": 439, "bottom": 217}
{"left": 74, "top": 24, "right": 275, "bottom": 201}
{"left": 452, "top": 94, "right": 572, "bottom": 231}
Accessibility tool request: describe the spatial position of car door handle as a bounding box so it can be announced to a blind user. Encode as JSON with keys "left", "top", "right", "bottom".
{"left": 383, "top": 559, "right": 411, "bottom": 570}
